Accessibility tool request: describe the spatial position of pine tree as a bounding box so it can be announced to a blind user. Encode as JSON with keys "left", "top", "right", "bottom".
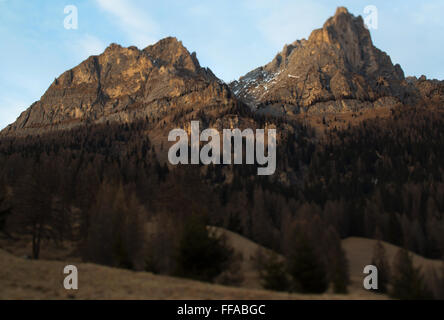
{"left": 391, "top": 248, "right": 431, "bottom": 299}
{"left": 325, "top": 228, "right": 350, "bottom": 294}
{"left": 331, "top": 246, "right": 349, "bottom": 293}
{"left": 0, "top": 185, "right": 11, "bottom": 234}
{"left": 255, "top": 250, "right": 290, "bottom": 292}
{"left": 175, "top": 215, "right": 233, "bottom": 282}
{"left": 371, "top": 240, "right": 391, "bottom": 293}
{"left": 288, "top": 234, "right": 328, "bottom": 294}
{"left": 427, "top": 261, "right": 444, "bottom": 300}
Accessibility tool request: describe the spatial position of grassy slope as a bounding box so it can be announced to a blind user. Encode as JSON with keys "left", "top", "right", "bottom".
{"left": 0, "top": 247, "right": 382, "bottom": 300}
{"left": 342, "top": 237, "right": 443, "bottom": 290}
{"left": 1, "top": 231, "right": 441, "bottom": 300}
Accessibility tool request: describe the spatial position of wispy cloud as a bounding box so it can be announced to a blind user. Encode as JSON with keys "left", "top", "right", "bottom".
{"left": 95, "top": 0, "right": 160, "bottom": 48}
{"left": 244, "top": 0, "right": 330, "bottom": 49}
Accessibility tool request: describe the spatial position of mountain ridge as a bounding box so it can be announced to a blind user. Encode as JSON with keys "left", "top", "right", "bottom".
{"left": 2, "top": 7, "right": 443, "bottom": 137}
{"left": 1, "top": 37, "right": 235, "bottom": 136}
{"left": 230, "top": 7, "right": 418, "bottom": 116}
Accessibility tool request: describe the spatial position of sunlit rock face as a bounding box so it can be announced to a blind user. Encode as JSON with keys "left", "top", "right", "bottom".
{"left": 2, "top": 37, "right": 234, "bottom": 136}
{"left": 230, "top": 7, "right": 417, "bottom": 115}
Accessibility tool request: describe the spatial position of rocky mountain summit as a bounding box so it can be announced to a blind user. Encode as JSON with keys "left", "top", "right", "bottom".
{"left": 1, "top": 37, "right": 234, "bottom": 136}
{"left": 2, "top": 7, "right": 443, "bottom": 136}
{"left": 230, "top": 7, "right": 417, "bottom": 115}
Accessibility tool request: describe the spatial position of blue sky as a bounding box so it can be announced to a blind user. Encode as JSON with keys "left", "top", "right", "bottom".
{"left": 0, "top": 0, "right": 443, "bottom": 129}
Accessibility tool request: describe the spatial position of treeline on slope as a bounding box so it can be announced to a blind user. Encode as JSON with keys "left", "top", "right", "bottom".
{"left": 211, "top": 105, "right": 444, "bottom": 260}
{"left": 0, "top": 120, "right": 242, "bottom": 284}
{"left": 221, "top": 105, "right": 444, "bottom": 258}
{"left": 298, "top": 106, "right": 444, "bottom": 259}
{"left": 0, "top": 114, "right": 349, "bottom": 293}
{"left": 368, "top": 238, "right": 444, "bottom": 299}
{"left": 0, "top": 104, "right": 444, "bottom": 295}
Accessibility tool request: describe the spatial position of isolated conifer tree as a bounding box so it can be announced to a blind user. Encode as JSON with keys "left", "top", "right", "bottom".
{"left": 175, "top": 215, "right": 233, "bottom": 282}
{"left": 12, "top": 166, "right": 66, "bottom": 259}
{"left": 429, "top": 262, "right": 444, "bottom": 299}
{"left": 391, "top": 248, "right": 431, "bottom": 300}
{"left": 371, "top": 240, "right": 391, "bottom": 293}
{"left": 330, "top": 246, "right": 349, "bottom": 294}
{"left": 256, "top": 250, "right": 291, "bottom": 292}
{"left": 325, "top": 227, "right": 350, "bottom": 294}
{"left": 113, "top": 232, "right": 133, "bottom": 270}
{"left": 0, "top": 186, "right": 11, "bottom": 234}
{"left": 288, "top": 234, "right": 328, "bottom": 294}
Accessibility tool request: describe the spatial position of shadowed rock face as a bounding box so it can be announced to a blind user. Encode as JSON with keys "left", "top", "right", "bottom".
{"left": 230, "top": 7, "right": 417, "bottom": 115}
{"left": 1, "top": 37, "right": 234, "bottom": 136}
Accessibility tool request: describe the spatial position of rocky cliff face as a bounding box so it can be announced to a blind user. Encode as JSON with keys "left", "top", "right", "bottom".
{"left": 1, "top": 37, "right": 234, "bottom": 136}
{"left": 407, "top": 76, "right": 444, "bottom": 107}
{"left": 2, "top": 7, "right": 443, "bottom": 137}
{"left": 230, "top": 7, "right": 417, "bottom": 115}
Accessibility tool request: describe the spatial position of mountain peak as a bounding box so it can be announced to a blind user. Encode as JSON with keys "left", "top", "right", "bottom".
{"left": 144, "top": 36, "right": 201, "bottom": 72}
{"left": 309, "top": 6, "right": 369, "bottom": 48}
{"left": 231, "top": 7, "right": 414, "bottom": 114}
{"left": 105, "top": 42, "right": 123, "bottom": 51}
{"left": 1, "top": 37, "right": 231, "bottom": 136}
{"left": 334, "top": 6, "right": 349, "bottom": 16}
